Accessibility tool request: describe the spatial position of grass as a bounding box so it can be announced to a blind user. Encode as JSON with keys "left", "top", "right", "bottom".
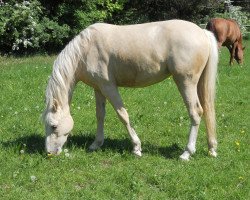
{"left": 0, "top": 40, "right": 249, "bottom": 199}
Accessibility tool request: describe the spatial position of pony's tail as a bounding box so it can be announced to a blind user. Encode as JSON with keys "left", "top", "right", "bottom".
{"left": 198, "top": 30, "right": 218, "bottom": 155}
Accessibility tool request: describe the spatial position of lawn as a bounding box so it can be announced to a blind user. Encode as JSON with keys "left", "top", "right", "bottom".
{"left": 0, "top": 40, "right": 249, "bottom": 199}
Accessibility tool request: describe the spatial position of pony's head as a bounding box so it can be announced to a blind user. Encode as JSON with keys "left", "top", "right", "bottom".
{"left": 42, "top": 28, "right": 92, "bottom": 155}
{"left": 44, "top": 99, "right": 74, "bottom": 155}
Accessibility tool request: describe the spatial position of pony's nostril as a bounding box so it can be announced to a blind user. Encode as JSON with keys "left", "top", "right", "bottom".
{"left": 56, "top": 147, "right": 62, "bottom": 155}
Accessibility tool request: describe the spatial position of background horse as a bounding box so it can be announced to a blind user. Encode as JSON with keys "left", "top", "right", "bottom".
{"left": 43, "top": 20, "right": 218, "bottom": 161}
{"left": 206, "top": 18, "right": 244, "bottom": 65}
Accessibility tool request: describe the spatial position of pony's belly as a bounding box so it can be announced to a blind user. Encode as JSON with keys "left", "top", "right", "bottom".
{"left": 116, "top": 69, "right": 171, "bottom": 87}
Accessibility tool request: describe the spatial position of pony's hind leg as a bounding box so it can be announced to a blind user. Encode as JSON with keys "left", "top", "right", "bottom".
{"left": 89, "top": 90, "right": 106, "bottom": 151}
{"left": 100, "top": 85, "right": 142, "bottom": 156}
{"left": 173, "top": 76, "right": 203, "bottom": 161}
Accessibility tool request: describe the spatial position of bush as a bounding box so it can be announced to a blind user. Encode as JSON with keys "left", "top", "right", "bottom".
{"left": 215, "top": 1, "right": 250, "bottom": 37}
{"left": 44, "top": 0, "right": 126, "bottom": 36}
{"left": 0, "top": 0, "right": 70, "bottom": 54}
{"left": 111, "top": 0, "right": 224, "bottom": 25}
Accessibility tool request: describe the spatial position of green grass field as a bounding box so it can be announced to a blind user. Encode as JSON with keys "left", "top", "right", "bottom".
{"left": 0, "top": 40, "right": 249, "bottom": 200}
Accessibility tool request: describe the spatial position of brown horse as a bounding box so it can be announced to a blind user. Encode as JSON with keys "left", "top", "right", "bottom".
{"left": 206, "top": 18, "right": 244, "bottom": 65}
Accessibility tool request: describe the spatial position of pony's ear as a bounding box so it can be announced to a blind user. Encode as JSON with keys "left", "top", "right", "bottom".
{"left": 52, "top": 99, "right": 59, "bottom": 112}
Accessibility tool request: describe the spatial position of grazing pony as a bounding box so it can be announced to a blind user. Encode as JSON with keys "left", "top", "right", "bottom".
{"left": 206, "top": 18, "right": 244, "bottom": 65}
{"left": 43, "top": 20, "right": 218, "bottom": 161}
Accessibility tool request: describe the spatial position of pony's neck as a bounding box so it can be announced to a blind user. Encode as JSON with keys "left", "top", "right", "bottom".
{"left": 46, "top": 56, "right": 79, "bottom": 109}
{"left": 46, "top": 28, "right": 91, "bottom": 110}
{"left": 46, "top": 75, "right": 76, "bottom": 110}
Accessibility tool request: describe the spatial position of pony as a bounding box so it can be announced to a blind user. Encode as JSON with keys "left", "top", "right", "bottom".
{"left": 43, "top": 20, "right": 218, "bottom": 161}
{"left": 206, "top": 18, "right": 245, "bottom": 65}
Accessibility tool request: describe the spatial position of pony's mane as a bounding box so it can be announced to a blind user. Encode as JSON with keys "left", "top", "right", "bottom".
{"left": 45, "top": 28, "right": 92, "bottom": 109}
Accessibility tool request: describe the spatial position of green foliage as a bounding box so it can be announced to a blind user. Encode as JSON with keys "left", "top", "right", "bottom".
{"left": 0, "top": 0, "right": 70, "bottom": 54}
{"left": 0, "top": 0, "right": 249, "bottom": 54}
{"left": 0, "top": 40, "right": 250, "bottom": 199}
{"left": 215, "top": 1, "right": 250, "bottom": 36}
{"left": 112, "top": 0, "right": 224, "bottom": 24}
{"left": 47, "top": 0, "right": 126, "bottom": 35}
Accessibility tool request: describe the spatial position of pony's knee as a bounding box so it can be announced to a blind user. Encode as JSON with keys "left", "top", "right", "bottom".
{"left": 117, "top": 107, "right": 130, "bottom": 125}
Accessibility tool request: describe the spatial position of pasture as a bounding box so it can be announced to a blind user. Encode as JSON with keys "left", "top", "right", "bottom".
{"left": 0, "top": 40, "right": 249, "bottom": 199}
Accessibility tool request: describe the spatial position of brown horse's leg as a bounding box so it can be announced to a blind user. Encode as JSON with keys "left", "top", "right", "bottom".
{"left": 228, "top": 43, "right": 237, "bottom": 65}
{"left": 89, "top": 90, "right": 106, "bottom": 151}
{"left": 173, "top": 75, "right": 203, "bottom": 160}
{"left": 99, "top": 84, "right": 142, "bottom": 156}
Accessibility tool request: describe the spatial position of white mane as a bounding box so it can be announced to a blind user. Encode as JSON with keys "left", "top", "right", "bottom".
{"left": 45, "top": 28, "right": 91, "bottom": 108}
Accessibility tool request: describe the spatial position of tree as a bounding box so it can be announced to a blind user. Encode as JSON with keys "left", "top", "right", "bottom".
{"left": 112, "top": 0, "right": 223, "bottom": 24}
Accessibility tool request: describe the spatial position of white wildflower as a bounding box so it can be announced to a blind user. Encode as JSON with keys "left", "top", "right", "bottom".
{"left": 13, "top": 172, "right": 18, "bottom": 178}
{"left": 65, "top": 153, "right": 70, "bottom": 157}
{"left": 30, "top": 175, "right": 37, "bottom": 182}
{"left": 64, "top": 149, "right": 69, "bottom": 153}
{"left": 23, "top": 1, "right": 30, "bottom": 6}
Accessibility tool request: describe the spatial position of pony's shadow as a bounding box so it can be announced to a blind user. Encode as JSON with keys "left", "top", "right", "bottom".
{"left": 1, "top": 134, "right": 45, "bottom": 154}
{"left": 70, "top": 134, "right": 183, "bottom": 159}
{"left": 1, "top": 133, "right": 183, "bottom": 159}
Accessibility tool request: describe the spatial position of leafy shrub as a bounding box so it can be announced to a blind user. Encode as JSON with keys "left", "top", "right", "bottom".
{"left": 111, "top": 0, "right": 224, "bottom": 25}
{"left": 216, "top": 0, "right": 250, "bottom": 36}
{"left": 0, "top": 0, "right": 70, "bottom": 54}
{"left": 48, "top": 0, "right": 126, "bottom": 36}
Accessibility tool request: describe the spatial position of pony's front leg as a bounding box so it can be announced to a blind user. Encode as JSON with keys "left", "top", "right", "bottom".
{"left": 100, "top": 85, "right": 142, "bottom": 156}
{"left": 117, "top": 107, "right": 142, "bottom": 156}
{"left": 89, "top": 90, "right": 106, "bottom": 151}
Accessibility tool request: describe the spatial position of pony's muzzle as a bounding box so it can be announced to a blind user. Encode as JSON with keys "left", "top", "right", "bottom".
{"left": 46, "top": 146, "right": 62, "bottom": 155}
{"left": 45, "top": 136, "right": 63, "bottom": 155}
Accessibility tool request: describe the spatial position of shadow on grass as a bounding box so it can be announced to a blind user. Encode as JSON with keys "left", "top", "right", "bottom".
{"left": 69, "top": 134, "right": 182, "bottom": 159}
{"left": 1, "top": 133, "right": 183, "bottom": 159}
{"left": 0, "top": 134, "right": 45, "bottom": 155}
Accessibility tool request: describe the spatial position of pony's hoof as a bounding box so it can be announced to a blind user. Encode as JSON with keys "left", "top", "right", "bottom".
{"left": 89, "top": 141, "right": 102, "bottom": 151}
{"left": 133, "top": 150, "right": 142, "bottom": 157}
{"left": 180, "top": 151, "right": 190, "bottom": 161}
{"left": 208, "top": 149, "right": 217, "bottom": 157}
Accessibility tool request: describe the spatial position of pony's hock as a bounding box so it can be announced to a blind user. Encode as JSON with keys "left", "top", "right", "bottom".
{"left": 43, "top": 20, "right": 218, "bottom": 160}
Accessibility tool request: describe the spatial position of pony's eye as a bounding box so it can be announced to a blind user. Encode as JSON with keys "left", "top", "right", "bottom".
{"left": 51, "top": 125, "right": 57, "bottom": 130}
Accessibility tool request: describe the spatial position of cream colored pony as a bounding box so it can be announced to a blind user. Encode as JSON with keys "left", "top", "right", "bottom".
{"left": 43, "top": 20, "right": 218, "bottom": 160}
